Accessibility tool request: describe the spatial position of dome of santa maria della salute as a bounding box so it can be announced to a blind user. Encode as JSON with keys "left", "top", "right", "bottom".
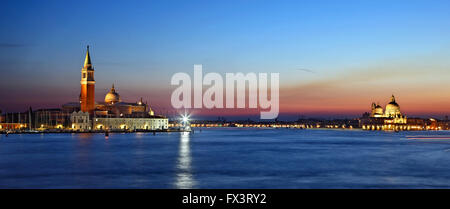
{"left": 384, "top": 95, "right": 401, "bottom": 117}
{"left": 104, "top": 84, "right": 121, "bottom": 104}
{"left": 369, "top": 94, "right": 404, "bottom": 119}
{"left": 363, "top": 95, "right": 410, "bottom": 131}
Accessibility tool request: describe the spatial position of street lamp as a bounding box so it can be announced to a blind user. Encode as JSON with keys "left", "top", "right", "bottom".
{"left": 180, "top": 114, "right": 191, "bottom": 131}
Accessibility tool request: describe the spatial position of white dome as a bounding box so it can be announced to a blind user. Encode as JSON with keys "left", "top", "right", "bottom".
{"left": 374, "top": 105, "right": 383, "bottom": 115}
{"left": 105, "top": 84, "right": 121, "bottom": 104}
{"left": 385, "top": 95, "right": 401, "bottom": 117}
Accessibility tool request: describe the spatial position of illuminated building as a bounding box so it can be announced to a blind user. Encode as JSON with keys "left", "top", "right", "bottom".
{"left": 65, "top": 46, "right": 168, "bottom": 131}
{"left": 0, "top": 110, "right": 32, "bottom": 130}
{"left": 80, "top": 46, "right": 96, "bottom": 114}
{"left": 361, "top": 95, "right": 409, "bottom": 130}
{"left": 93, "top": 116, "right": 168, "bottom": 131}
{"left": 369, "top": 95, "right": 406, "bottom": 121}
{"left": 70, "top": 111, "right": 90, "bottom": 131}
{"left": 370, "top": 103, "right": 384, "bottom": 117}
{"left": 94, "top": 85, "right": 153, "bottom": 116}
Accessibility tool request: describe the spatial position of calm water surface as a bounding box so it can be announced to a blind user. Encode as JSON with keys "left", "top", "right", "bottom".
{"left": 1, "top": 128, "right": 450, "bottom": 188}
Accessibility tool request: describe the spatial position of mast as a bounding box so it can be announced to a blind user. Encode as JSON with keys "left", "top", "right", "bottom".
{"left": 28, "top": 107, "right": 32, "bottom": 130}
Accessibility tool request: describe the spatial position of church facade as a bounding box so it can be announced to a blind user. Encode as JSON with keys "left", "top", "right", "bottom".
{"left": 66, "top": 46, "right": 168, "bottom": 131}
{"left": 360, "top": 95, "right": 415, "bottom": 130}
{"left": 369, "top": 95, "right": 407, "bottom": 123}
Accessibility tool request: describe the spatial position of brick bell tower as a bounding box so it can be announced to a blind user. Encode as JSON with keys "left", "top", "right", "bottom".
{"left": 80, "top": 45, "right": 95, "bottom": 114}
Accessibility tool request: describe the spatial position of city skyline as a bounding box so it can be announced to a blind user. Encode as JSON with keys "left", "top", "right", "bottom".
{"left": 1, "top": 0, "right": 450, "bottom": 119}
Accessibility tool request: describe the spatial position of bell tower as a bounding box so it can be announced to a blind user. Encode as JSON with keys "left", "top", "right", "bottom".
{"left": 80, "top": 45, "right": 95, "bottom": 114}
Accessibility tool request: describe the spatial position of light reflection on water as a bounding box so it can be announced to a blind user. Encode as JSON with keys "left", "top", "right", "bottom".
{"left": 2, "top": 129, "right": 450, "bottom": 188}
{"left": 175, "top": 132, "right": 196, "bottom": 189}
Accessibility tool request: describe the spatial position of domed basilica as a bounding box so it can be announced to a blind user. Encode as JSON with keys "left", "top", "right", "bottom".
{"left": 95, "top": 84, "right": 154, "bottom": 117}
{"left": 63, "top": 46, "right": 155, "bottom": 117}
{"left": 370, "top": 95, "right": 404, "bottom": 119}
{"left": 360, "top": 95, "right": 408, "bottom": 130}
{"left": 104, "top": 84, "right": 121, "bottom": 104}
{"left": 63, "top": 46, "right": 166, "bottom": 131}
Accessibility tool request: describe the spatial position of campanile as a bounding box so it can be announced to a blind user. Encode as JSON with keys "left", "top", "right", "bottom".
{"left": 80, "top": 45, "right": 95, "bottom": 114}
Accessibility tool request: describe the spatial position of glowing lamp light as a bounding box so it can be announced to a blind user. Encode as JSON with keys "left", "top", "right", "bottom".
{"left": 179, "top": 113, "right": 191, "bottom": 130}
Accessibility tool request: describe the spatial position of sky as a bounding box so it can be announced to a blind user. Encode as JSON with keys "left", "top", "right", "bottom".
{"left": 1, "top": 0, "right": 450, "bottom": 119}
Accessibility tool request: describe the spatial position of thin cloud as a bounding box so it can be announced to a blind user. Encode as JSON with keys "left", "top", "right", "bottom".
{"left": 295, "top": 68, "right": 316, "bottom": 74}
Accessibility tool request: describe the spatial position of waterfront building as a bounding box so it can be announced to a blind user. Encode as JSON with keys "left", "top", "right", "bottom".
{"left": 93, "top": 116, "right": 168, "bottom": 131}
{"left": 361, "top": 95, "right": 414, "bottom": 130}
{"left": 70, "top": 112, "right": 168, "bottom": 131}
{"left": 64, "top": 46, "right": 168, "bottom": 131}
{"left": 369, "top": 95, "right": 406, "bottom": 121}
{"left": 94, "top": 85, "right": 154, "bottom": 116}
{"left": 70, "top": 111, "right": 91, "bottom": 131}
{"left": 34, "top": 108, "right": 69, "bottom": 129}
{"left": 0, "top": 123, "right": 27, "bottom": 130}
{"left": 0, "top": 109, "right": 32, "bottom": 130}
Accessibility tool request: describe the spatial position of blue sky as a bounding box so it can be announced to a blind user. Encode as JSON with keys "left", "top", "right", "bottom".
{"left": 1, "top": 0, "right": 450, "bottom": 118}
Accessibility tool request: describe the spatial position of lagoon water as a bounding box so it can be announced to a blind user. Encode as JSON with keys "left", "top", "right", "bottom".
{"left": 1, "top": 128, "right": 450, "bottom": 188}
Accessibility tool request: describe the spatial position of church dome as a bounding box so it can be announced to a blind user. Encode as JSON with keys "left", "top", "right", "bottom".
{"left": 385, "top": 95, "right": 401, "bottom": 117}
{"left": 374, "top": 105, "right": 383, "bottom": 115}
{"left": 105, "top": 84, "right": 121, "bottom": 104}
{"left": 371, "top": 102, "right": 384, "bottom": 117}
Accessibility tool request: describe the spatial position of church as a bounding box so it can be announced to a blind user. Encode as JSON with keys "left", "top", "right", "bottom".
{"left": 369, "top": 95, "right": 406, "bottom": 122}
{"left": 64, "top": 46, "right": 168, "bottom": 131}
{"left": 360, "top": 95, "right": 409, "bottom": 130}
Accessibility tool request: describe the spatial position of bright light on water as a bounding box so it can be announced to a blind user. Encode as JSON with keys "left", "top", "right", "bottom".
{"left": 2, "top": 129, "right": 450, "bottom": 188}
{"left": 175, "top": 132, "right": 196, "bottom": 189}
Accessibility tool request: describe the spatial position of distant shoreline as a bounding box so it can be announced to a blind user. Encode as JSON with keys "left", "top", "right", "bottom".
{"left": 2, "top": 127, "right": 446, "bottom": 135}
{"left": 0, "top": 129, "right": 184, "bottom": 135}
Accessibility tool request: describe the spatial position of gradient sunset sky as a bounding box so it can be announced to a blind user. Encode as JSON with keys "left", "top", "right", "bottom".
{"left": 1, "top": 0, "right": 450, "bottom": 119}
